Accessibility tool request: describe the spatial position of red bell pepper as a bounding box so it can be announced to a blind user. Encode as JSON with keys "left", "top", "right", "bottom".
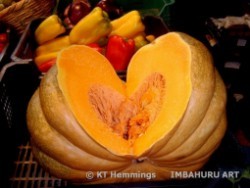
{"left": 105, "top": 35, "right": 135, "bottom": 71}
{"left": 0, "top": 33, "right": 7, "bottom": 53}
{"left": 38, "top": 58, "right": 57, "bottom": 73}
{"left": 0, "top": 33, "right": 7, "bottom": 43}
{"left": 87, "top": 43, "right": 104, "bottom": 54}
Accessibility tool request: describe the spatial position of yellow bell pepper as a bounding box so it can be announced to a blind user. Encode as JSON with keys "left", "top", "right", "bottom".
{"left": 110, "top": 10, "right": 145, "bottom": 39}
{"left": 146, "top": 35, "right": 155, "bottom": 42}
{"left": 35, "top": 35, "right": 71, "bottom": 56}
{"left": 34, "top": 52, "right": 58, "bottom": 66}
{"left": 133, "top": 33, "right": 149, "bottom": 50}
{"left": 35, "top": 15, "right": 66, "bottom": 45}
{"left": 69, "top": 7, "right": 112, "bottom": 45}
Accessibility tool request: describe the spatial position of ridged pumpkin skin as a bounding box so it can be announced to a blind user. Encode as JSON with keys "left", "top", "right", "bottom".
{"left": 26, "top": 32, "right": 227, "bottom": 183}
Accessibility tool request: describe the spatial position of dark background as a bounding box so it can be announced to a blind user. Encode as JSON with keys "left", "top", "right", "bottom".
{"left": 171, "top": 0, "right": 250, "bottom": 37}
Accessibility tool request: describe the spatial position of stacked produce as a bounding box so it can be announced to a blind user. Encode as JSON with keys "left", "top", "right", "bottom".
{"left": 34, "top": 0, "right": 153, "bottom": 72}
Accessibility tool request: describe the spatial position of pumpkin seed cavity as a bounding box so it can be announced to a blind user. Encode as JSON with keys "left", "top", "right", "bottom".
{"left": 89, "top": 73, "right": 165, "bottom": 142}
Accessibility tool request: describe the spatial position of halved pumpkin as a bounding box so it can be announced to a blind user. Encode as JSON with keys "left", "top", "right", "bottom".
{"left": 27, "top": 32, "right": 227, "bottom": 183}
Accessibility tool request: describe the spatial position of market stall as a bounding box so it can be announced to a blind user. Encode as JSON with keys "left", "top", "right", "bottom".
{"left": 1, "top": 0, "right": 250, "bottom": 187}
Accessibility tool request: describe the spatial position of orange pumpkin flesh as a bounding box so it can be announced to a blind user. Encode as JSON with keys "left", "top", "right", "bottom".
{"left": 26, "top": 32, "right": 227, "bottom": 183}
{"left": 57, "top": 33, "right": 192, "bottom": 156}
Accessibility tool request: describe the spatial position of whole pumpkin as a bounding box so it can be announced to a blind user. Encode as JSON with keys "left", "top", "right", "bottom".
{"left": 26, "top": 32, "right": 227, "bottom": 183}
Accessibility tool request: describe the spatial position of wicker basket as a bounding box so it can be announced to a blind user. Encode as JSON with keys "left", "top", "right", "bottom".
{"left": 0, "top": 0, "right": 55, "bottom": 34}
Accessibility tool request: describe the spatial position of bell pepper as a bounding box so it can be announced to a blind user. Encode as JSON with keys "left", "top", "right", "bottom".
{"left": 105, "top": 35, "right": 135, "bottom": 71}
{"left": 0, "top": 33, "right": 7, "bottom": 53}
{"left": 35, "top": 15, "right": 66, "bottom": 45}
{"left": 146, "top": 35, "right": 155, "bottom": 42}
{"left": 38, "top": 58, "right": 57, "bottom": 73}
{"left": 69, "top": 7, "right": 112, "bottom": 45}
{"left": 34, "top": 52, "right": 58, "bottom": 66}
{"left": 133, "top": 33, "right": 149, "bottom": 51}
{"left": 109, "top": 10, "right": 145, "bottom": 39}
{"left": 0, "top": 33, "right": 7, "bottom": 43}
{"left": 35, "top": 35, "right": 71, "bottom": 56}
{"left": 35, "top": 43, "right": 105, "bottom": 66}
{"left": 87, "top": 43, "right": 105, "bottom": 54}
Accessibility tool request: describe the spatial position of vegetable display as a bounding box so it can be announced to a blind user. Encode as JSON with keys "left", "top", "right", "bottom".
{"left": 33, "top": 1, "right": 150, "bottom": 72}
{"left": 26, "top": 32, "right": 227, "bottom": 183}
